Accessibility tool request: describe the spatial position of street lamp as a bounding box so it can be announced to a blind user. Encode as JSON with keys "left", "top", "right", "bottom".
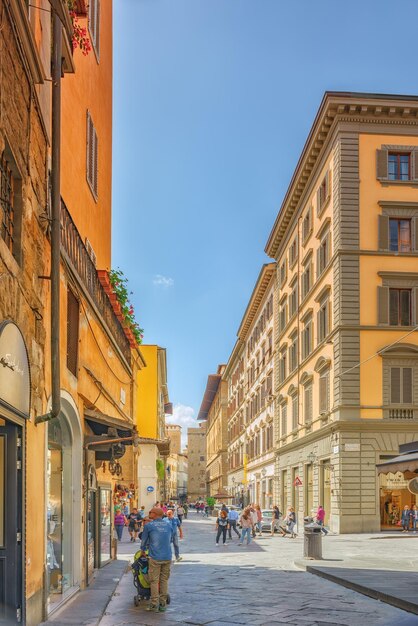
{"left": 261, "top": 468, "right": 267, "bottom": 478}
{"left": 307, "top": 452, "right": 317, "bottom": 464}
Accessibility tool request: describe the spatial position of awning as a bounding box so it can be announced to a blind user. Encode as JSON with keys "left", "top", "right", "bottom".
{"left": 377, "top": 452, "right": 418, "bottom": 474}
{"left": 84, "top": 408, "right": 134, "bottom": 440}
{"left": 197, "top": 374, "right": 221, "bottom": 420}
{"left": 213, "top": 493, "right": 233, "bottom": 500}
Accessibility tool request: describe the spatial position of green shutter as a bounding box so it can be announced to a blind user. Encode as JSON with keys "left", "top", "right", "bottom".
{"left": 378, "top": 215, "right": 389, "bottom": 251}
{"left": 378, "top": 286, "right": 389, "bottom": 325}
{"left": 376, "top": 149, "right": 388, "bottom": 179}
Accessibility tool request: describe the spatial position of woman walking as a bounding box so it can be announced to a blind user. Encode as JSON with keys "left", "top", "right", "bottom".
{"left": 215, "top": 510, "right": 229, "bottom": 545}
{"left": 412, "top": 504, "right": 418, "bottom": 533}
{"left": 286, "top": 507, "right": 297, "bottom": 538}
{"left": 114, "top": 507, "right": 127, "bottom": 541}
{"left": 255, "top": 505, "right": 263, "bottom": 535}
{"left": 238, "top": 508, "right": 253, "bottom": 545}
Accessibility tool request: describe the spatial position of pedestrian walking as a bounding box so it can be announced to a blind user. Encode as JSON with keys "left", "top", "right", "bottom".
{"left": 114, "top": 507, "right": 127, "bottom": 541}
{"left": 140, "top": 506, "right": 174, "bottom": 612}
{"left": 227, "top": 508, "right": 240, "bottom": 539}
{"left": 127, "top": 507, "right": 142, "bottom": 542}
{"left": 165, "top": 510, "right": 182, "bottom": 562}
{"left": 271, "top": 505, "right": 283, "bottom": 536}
{"left": 412, "top": 504, "right": 418, "bottom": 533}
{"left": 255, "top": 505, "right": 263, "bottom": 535}
{"left": 183, "top": 503, "right": 188, "bottom": 518}
{"left": 249, "top": 505, "right": 258, "bottom": 537}
{"left": 177, "top": 504, "right": 185, "bottom": 525}
{"left": 285, "top": 507, "right": 297, "bottom": 538}
{"left": 401, "top": 505, "right": 411, "bottom": 532}
{"left": 316, "top": 505, "right": 329, "bottom": 535}
{"left": 215, "top": 510, "right": 229, "bottom": 545}
{"left": 238, "top": 508, "right": 253, "bottom": 545}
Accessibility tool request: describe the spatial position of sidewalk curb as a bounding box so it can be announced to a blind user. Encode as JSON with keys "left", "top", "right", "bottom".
{"left": 39, "top": 559, "right": 130, "bottom": 625}
{"left": 306, "top": 566, "right": 418, "bottom": 616}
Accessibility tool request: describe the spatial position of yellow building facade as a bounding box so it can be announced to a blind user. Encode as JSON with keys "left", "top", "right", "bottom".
{"left": 135, "top": 345, "right": 171, "bottom": 508}
{"left": 265, "top": 92, "right": 418, "bottom": 533}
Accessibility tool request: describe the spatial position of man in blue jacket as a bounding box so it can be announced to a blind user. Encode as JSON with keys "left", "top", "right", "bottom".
{"left": 141, "top": 507, "right": 174, "bottom": 612}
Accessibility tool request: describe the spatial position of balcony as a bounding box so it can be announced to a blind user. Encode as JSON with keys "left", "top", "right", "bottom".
{"left": 388, "top": 408, "right": 415, "bottom": 419}
{"left": 60, "top": 200, "right": 131, "bottom": 365}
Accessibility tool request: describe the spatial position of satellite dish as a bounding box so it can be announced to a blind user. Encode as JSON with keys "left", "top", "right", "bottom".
{"left": 408, "top": 477, "right": 418, "bottom": 494}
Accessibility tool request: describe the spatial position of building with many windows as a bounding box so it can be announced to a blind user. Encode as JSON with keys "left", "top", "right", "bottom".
{"left": 198, "top": 365, "right": 228, "bottom": 498}
{"left": 265, "top": 92, "right": 418, "bottom": 533}
{"left": 224, "top": 265, "right": 276, "bottom": 508}
{"left": 186, "top": 422, "right": 207, "bottom": 502}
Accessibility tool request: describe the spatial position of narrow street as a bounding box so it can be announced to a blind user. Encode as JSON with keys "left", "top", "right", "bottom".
{"left": 98, "top": 514, "right": 418, "bottom": 626}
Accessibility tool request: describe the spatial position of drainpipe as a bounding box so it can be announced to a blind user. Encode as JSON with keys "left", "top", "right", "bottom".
{"left": 35, "top": 12, "right": 62, "bottom": 425}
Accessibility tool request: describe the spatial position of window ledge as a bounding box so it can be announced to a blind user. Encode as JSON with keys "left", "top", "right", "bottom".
{"left": 317, "top": 195, "right": 331, "bottom": 219}
{"left": 379, "top": 179, "right": 418, "bottom": 187}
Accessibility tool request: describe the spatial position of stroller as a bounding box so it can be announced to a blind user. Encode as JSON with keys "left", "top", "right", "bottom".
{"left": 131, "top": 550, "right": 171, "bottom": 607}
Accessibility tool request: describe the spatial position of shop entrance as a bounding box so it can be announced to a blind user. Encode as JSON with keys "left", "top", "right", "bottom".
{"left": 379, "top": 472, "right": 416, "bottom": 530}
{"left": 0, "top": 421, "right": 23, "bottom": 625}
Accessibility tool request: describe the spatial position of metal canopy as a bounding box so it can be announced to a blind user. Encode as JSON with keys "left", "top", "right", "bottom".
{"left": 377, "top": 451, "right": 418, "bottom": 474}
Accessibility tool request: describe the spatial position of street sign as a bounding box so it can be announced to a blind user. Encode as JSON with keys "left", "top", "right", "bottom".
{"left": 294, "top": 476, "right": 302, "bottom": 487}
{"left": 146, "top": 486, "right": 154, "bottom": 493}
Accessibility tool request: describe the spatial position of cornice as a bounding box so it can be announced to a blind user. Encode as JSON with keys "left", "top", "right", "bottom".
{"left": 265, "top": 92, "right": 418, "bottom": 260}
{"left": 236, "top": 263, "right": 276, "bottom": 342}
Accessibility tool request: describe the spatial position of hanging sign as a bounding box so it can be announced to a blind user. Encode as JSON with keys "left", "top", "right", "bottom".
{"left": 294, "top": 476, "right": 303, "bottom": 487}
{"left": 0, "top": 321, "right": 30, "bottom": 418}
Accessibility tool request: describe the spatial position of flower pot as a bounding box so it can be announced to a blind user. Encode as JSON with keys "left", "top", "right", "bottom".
{"left": 97, "top": 270, "right": 111, "bottom": 291}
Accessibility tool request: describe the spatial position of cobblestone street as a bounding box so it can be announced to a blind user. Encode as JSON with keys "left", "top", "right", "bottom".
{"left": 97, "top": 514, "right": 418, "bottom": 626}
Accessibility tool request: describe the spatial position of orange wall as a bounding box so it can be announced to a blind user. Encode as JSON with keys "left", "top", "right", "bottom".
{"left": 61, "top": 2, "right": 113, "bottom": 270}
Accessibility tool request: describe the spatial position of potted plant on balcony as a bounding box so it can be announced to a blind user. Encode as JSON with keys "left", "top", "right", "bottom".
{"left": 108, "top": 269, "right": 144, "bottom": 346}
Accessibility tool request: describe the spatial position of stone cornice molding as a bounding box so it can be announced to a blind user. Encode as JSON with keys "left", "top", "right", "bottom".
{"left": 265, "top": 92, "right": 418, "bottom": 260}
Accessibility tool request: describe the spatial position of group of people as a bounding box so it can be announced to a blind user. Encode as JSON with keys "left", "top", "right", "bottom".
{"left": 400, "top": 504, "right": 418, "bottom": 532}
{"left": 113, "top": 501, "right": 187, "bottom": 548}
{"left": 214, "top": 503, "right": 329, "bottom": 545}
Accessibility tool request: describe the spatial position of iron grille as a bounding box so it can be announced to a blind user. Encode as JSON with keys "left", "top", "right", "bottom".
{"left": 0, "top": 152, "right": 14, "bottom": 253}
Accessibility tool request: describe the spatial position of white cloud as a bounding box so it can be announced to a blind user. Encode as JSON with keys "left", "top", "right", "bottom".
{"left": 153, "top": 274, "right": 174, "bottom": 288}
{"left": 166, "top": 404, "right": 199, "bottom": 448}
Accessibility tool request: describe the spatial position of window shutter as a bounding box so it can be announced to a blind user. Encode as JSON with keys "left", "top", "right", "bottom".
{"left": 326, "top": 169, "right": 331, "bottom": 200}
{"left": 87, "top": 111, "right": 92, "bottom": 186}
{"left": 403, "top": 368, "right": 413, "bottom": 404}
{"left": 316, "top": 247, "right": 321, "bottom": 279}
{"left": 316, "top": 187, "right": 322, "bottom": 216}
{"left": 378, "top": 286, "right": 389, "bottom": 325}
{"left": 319, "top": 374, "right": 328, "bottom": 413}
{"left": 390, "top": 367, "right": 401, "bottom": 404}
{"left": 378, "top": 215, "right": 389, "bottom": 250}
{"left": 95, "top": 0, "right": 101, "bottom": 57}
{"left": 414, "top": 150, "right": 418, "bottom": 181}
{"left": 93, "top": 127, "right": 98, "bottom": 197}
{"left": 305, "top": 384, "right": 312, "bottom": 423}
{"left": 67, "top": 288, "right": 79, "bottom": 376}
{"left": 376, "top": 149, "right": 388, "bottom": 179}
{"left": 413, "top": 287, "right": 418, "bottom": 325}
{"left": 412, "top": 217, "right": 418, "bottom": 252}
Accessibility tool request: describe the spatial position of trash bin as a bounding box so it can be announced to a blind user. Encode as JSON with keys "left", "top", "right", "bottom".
{"left": 303, "top": 521, "right": 322, "bottom": 559}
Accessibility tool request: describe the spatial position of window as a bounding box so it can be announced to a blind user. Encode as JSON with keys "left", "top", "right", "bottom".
{"left": 317, "top": 297, "right": 330, "bottom": 343}
{"left": 389, "top": 288, "right": 411, "bottom": 326}
{"left": 319, "top": 371, "right": 330, "bottom": 414}
{"left": 389, "top": 219, "right": 412, "bottom": 252}
{"left": 279, "top": 259, "right": 287, "bottom": 287}
{"left": 0, "top": 148, "right": 22, "bottom": 261}
{"left": 289, "top": 333, "right": 298, "bottom": 373}
{"left": 390, "top": 367, "right": 413, "bottom": 405}
{"left": 388, "top": 153, "right": 410, "bottom": 181}
{"left": 199, "top": 456, "right": 205, "bottom": 462}
{"left": 279, "top": 349, "right": 287, "bottom": 383}
{"left": 267, "top": 332, "right": 273, "bottom": 358}
{"left": 317, "top": 231, "right": 331, "bottom": 276}
{"left": 67, "top": 287, "right": 80, "bottom": 376}
{"left": 289, "top": 236, "right": 298, "bottom": 268}
{"left": 279, "top": 297, "right": 287, "bottom": 333}
{"left": 317, "top": 170, "right": 331, "bottom": 216}
{"left": 289, "top": 279, "right": 298, "bottom": 317}
{"left": 302, "top": 318, "right": 313, "bottom": 360}
{"left": 304, "top": 382, "right": 313, "bottom": 424}
{"left": 301, "top": 262, "right": 312, "bottom": 300}
{"left": 87, "top": 111, "right": 98, "bottom": 199}
{"left": 302, "top": 207, "right": 313, "bottom": 244}
{"left": 280, "top": 403, "right": 287, "bottom": 437}
{"left": 88, "top": 0, "right": 101, "bottom": 57}
{"left": 291, "top": 393, "right": 298, "bottom": 431}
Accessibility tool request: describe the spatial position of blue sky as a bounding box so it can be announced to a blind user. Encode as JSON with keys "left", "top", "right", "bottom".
{"left": 113, "top": 0, "right": 416, "bottom": 440}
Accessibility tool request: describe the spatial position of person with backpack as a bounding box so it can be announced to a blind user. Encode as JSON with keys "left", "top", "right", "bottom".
{"left": 141, "top": 507, "right": 175, "bottom": 612}
{"left": 215, "top": 510, "right": 229, "bottom": 545}
{"left": 227, "top": 508, "right": 240, "bottom": 539}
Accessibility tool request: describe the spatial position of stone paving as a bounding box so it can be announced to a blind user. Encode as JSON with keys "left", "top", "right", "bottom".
{"left": 97, "top": 514, "right": 418, "bottom": 626}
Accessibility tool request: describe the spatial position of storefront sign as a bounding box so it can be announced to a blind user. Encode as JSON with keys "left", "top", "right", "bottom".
{"left": 0, "top": 322, "right": 30, "bottom": 418}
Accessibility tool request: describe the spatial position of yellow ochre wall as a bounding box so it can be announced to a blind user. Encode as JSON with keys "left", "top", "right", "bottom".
{"left": 136, "top": 345, "right": 159, "bottom": 438}
{"left": 359, "top": 133, "right": 418, "bottom": 418}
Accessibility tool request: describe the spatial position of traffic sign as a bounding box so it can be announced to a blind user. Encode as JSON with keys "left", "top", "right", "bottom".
{"left": 294, "top": 476, "right": 302, "bottom": 487}
{"left": 146, "top": 486, "right": 155, "bottom": 493}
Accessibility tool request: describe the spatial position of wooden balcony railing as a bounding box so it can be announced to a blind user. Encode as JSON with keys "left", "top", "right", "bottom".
{"left": 60, "top": 200, "right": 131, "bottom": 364}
